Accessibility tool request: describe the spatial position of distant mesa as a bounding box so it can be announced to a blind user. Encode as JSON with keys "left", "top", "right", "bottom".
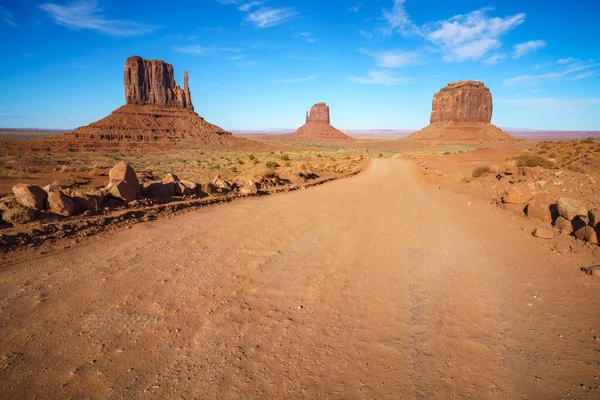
{"left": 293, "top": 102, "right": 354, "bottom": 142}
{"left": 61, "top": 56, "right": 247, "bottom": 147}
{"left": 409, "top": 80, "right": 519, "bottom": 143}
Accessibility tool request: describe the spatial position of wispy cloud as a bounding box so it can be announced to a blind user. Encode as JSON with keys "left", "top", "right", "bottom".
{"left": 39, "top": 0, "right": 158, "bottom": 36}
{"left": 359, "top": 29, "right": 373, "bottom": 39}
{"left": 275, "top": 75, "right": 318, "bottom": 84}
{"left": 172, "top": 45, "right": 241, "bottom": 55}
{"left": 483, "top": 54, "right": 506, "bottom": 65}
{"left": 359, "top": 49, "right": 420, "bottom": 68}
{"left": 229, "top": 54, "right": 246, "bottom": 60}
{"left": 350, "top": 3, "right": 362, "bottom": 13}
{"left": 348, "top": 70, "right": 412, "bottom": 86}
{"left": 504, "top": 60, "right": 600, "bottom": 85}
{"left": 0, "top": 6, "right": 16, "bottom": 26}
{"left": 513, "top": 40, "right": 546, "bottom": 59}
{"left": 424, "top": 8, "right": 526, "bottom": 62}
{"left": 296, "top": 31, "right": 315, "bottom": 43}
{"left": 245, "top": 7, "right": 297, "bottom": 28}
{"left": 557, "top": 57, "right": 574, "bottom": 65}
{"left": 380, "top": 0, "right": 416, "bottom": 36}
{"left": 238, "top": 1, "right": 265, "bottom": 12}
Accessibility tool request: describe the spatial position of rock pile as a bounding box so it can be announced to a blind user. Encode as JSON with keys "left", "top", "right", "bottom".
{"left": 409, "top": 81, "right": 519, "bottom": 143}
{"left": 60, "top": 56, "right": 249, "bottom": 147}
{"left": 293, "top": 102, "right": 354, "bottom": 142}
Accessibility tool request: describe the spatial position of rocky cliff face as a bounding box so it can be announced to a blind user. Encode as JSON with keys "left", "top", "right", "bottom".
{"left": 430, "top": 81, "right": 492, "bottom": 124}
{"left": 306, "top": 102, "right": 331, "bottom": 124}
{"left": 124, "top": 56, "right": 194, "bottom": 110}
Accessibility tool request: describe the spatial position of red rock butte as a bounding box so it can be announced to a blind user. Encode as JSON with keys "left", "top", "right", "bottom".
{"left": 60, "top": 56, "right": 248, "bottom": 147}
{"left": 409, "top": 80, "right": 519, "bottom": 143}
{"left": 293, "top": 103, "right": 354, "bottom": 142}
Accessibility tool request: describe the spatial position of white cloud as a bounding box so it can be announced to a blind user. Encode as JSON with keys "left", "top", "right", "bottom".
{"left": 359, "top": 49, "right": 420, "bottom": 68}
{"left": 275, "top": 75, "right": 318, "bottom": 84}
{"left": 557, "top": 58, "right": 574, "bottom": 64}
{"left": 298, "top": 32, "right": 315, "bottom": 43}
{"left": 350, "top": 3, "right": 362, "bottom": 13}
{"left": 513, "top": 40, "right": 546, "bottom": 59}
{"left": 245, "top": 6, "right": 296, "bottom": 28}
{"left": 504, "top": 60, "right": 600, "bottom": 85}
{"left": 359, "top": 29, "right": 373, "bottom": 39}
{"left": 483, "top": 54, "right": 506, "bottom": 65}
{"left": 348, "top": 70, "right": 412, "bottom": 86}
{"left": 425, "top": 8, "right": 526, "bottom": 62}
{"left": 0, "top": 6, "right": 16, "bottom": 26}
{"left": 39, "top": 0, "right": 158, "bottom": 36}
{"left": 381, "top": 0, "right": 416, "bottom": 36}
{"left": 238, "top": 1, "right": 264, "bottom": 12}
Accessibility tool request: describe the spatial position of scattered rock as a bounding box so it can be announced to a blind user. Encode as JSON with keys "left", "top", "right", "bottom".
{"left": 180, "top": 180, "right": 198, "bottom": 190}
{"left": 109, "top": 161, "right": 140, "bottom": 197}
{"left": 212, "top": 175, "right": 232, "bottom": 192}
{"left": 144, "top": 182, "right": 170, "bottom": 198}
{"left": 202, "top": 183, "right": 219, "bottom": 196}
{"left": 177, "top": 182, "right": 194, "bottom": 196}
{"left": 67, "top": 189, "right": 103, "bottom": 213}
{"left": 556, "top": 197, "right": 588, "bottom": 221}
{"left": 581, "top": 266, "right": 600, "bottom": 278}
{"left": 503, "top": 183, "right": 537, "bottom": 204}
{"left": 589, "top": 209, "right": 599, "bottom": 229}
{"left": 554, "top": 216, "right": 574, "bottom": 234}
{"left": 574, "top": 226, "right": 599, "bottom": 244}
{"left": 239, "top": 180, "right": 258, "bottom": 195}
{"left": 12, "top": 183, "right": 47, "bottom": 211}
{"left": 527, "top": 194, "right": 557, "bottom": 224}
{"left": 533, "top": 228, "right": 555, "bottom": 239}
{"left": 107, "top": 180, "right": 137, "bottom": 202}
{"left": 162, "top": 173, "right": 180, "bottom": 184}
{"left": 164, "top": 182, "right": 177, "bottom": 196}
{"left": 44, "top": 185, "right": 75, "bottom": 217}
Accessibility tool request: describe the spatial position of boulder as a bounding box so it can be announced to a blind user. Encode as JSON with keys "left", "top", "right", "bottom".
{"left": 526, "top": 194, "right": 557, "bottom": 224}
{"left": 12, "top": 184, "right": 47, "bottom": 211}
{"left": 212, "top": 175, "right": 232, "bottom": 191}
{"left": 554, "top": 216, "right": 574, "bottom": 234}
{"left": 3, "top": 207, "right": 36, "bottom": 225}
{"left": 177, "top": 182, "right": 194, "bottom": 196}
{"left": 502, "top": 183, "right": 537, "bottom": 204}
{"left": 144, "top": 182, "right": 169, "bottom": 198}
{"left": 44, "top": 186, "right": 75, "bottom": 217}
{"left": 589, "top": 209, "right": 599, "bottom": 229}
{"left": 67, "top": 189, "right": 103, "bottom": 213}
{"left": 180, "top": 180, "right": 198, "bottom": 190}
{"left": 574, "top": 226, "right": 599, "bottom": 244}
{"left": 239, "top": 180, "right": 258, "bottom": 195}
{"left": 107, "top": 180, "right": 137, "bottom": 202}
{"left": 162, "top": 173, "right": 180, "bottom": 184}
{"left": 533, "top": 228, "right": 554, "bottom": 239}
{"left": 556, "top": 197, "right": 588, "bottom": 221}
{"left": 109, "top": 161, "right": 140, "bottom": 197}
{"left": 164, "top": 182, "right": 177, "bottom": 196}
{"left": 202, "top": 183, "right": 219, "bottom": 196}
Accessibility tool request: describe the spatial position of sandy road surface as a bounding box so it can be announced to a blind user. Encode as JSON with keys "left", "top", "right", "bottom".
{"left": 1, "top": 159, "right": 599, "bottom": 399}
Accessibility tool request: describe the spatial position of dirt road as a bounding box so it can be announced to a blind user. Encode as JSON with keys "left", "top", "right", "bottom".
{"left": 1, "top": 159, "right": 599, "bottom": 399}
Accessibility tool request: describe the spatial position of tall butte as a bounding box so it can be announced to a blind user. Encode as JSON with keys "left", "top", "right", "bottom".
{"left": 409, "top": 80, "right": 519, "bottom": 143}
{"left": 293, "top": 102, "right": 354, "bottom": 142}
{"left": 63, "top": 56, "right": 247, "bottom": 147}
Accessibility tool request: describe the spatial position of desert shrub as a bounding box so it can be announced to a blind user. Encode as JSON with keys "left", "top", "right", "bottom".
{"left": 548, "top": 153, "right": 557, "bottom": 159}
{"left": 265, "top": 161, "right": 279, "bottom": 170}
{"left": 514, "top": 154, "right": 555, "bottom": 169}
{"left": 581, "top": 137, "right": 596, "bottom": 144}
{"left": 280, "top": 154, "right": 290, "bottom": 161}
{"left": 230, "top": 166, "right": 238, "bottom": 173}
{"left": 472, "top": 165, "right": 492, "bottom": 178}
{"left": 248, "top": 154, "right": 256, "bottom": 160}
{"left": 566, "top": 164, "right": 586, "bottom": 173}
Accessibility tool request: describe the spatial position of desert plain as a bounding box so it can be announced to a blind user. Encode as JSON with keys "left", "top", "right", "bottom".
{"left": 0, "top": 58, "right": 599, "bottom": 400}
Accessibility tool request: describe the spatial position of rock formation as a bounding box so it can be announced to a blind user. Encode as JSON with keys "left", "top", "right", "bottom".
{"left": 61, "top": 56, "right": 249, "bottom": 147}
{"left": 409, "top": 80, "right": 519, "bottom": 143}
{"left": 293, "top": 103, "right": 354, "bottom": 142}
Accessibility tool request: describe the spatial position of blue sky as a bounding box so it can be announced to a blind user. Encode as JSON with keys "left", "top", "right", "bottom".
{"left": 0, "top": 0, "right": 599, "bottom": 130}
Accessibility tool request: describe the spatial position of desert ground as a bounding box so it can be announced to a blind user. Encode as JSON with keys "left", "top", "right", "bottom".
{"left": 1, "top": 132, "right": 600, "bottom": 398}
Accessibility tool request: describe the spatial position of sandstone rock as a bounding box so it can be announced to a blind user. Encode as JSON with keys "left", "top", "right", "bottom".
{"left": 502, "top": 183, "right": 536, "bottom": 204}
{"left": 164, "top": 182, "right": 177, "bottom": 196}
{"left": 180, "top": 180, "right": 198, "bottom": 190}
{"left": 109, "top": 161, "right": 140, "bottom": 197}
{"left": 574, "top": 226, "right": 599, "bottom": 244}
{"left": 533, "top": 228, "right": 555, "bottom": 239}
{"left": 68, "top": 189, "right": 103, "bottom": 214}
{"left": 162, "top": 173, "right": 179, "bottom": 184}
{"left": 408, "top": 81, "right": 519, "bottom": 143}
{"left": 144, "top": 182, "right": 169, "bottom": 198}
{"left": 556, "top": 197, "right": 588, "bottom": 221}
{"left": 107, "top": 181, "right": 137, "bottom": 202}
{"left": 294, "top": 102, "right": 354, "bottom": 142}
{"left": 13, "top": 184, "right": 47, "bottom": 211}
{"left": 124, "top": 56, "right": 193, "bottom": 110}
{"left": 3, "top": 207, "right": 36, "bottom": 225}
{"left": 44, "top": 185, "right": 75, "bottom": 217}
{"left": 202, "top": 183, "right": 219, "bottom": 196}
{"left": 527, "top": 194, "right": 557, "bottom": 224}
{"left": 212, "top": 175, "right": 232, "bottom": 191}
{"left": 177, "top": 182, "right": 194, "bottom": 196}
{"left": 554, "top": 216, "right": 574, "bottom": 234}
{"left": 239, "top": 180, "right": 258, "bottom": 195}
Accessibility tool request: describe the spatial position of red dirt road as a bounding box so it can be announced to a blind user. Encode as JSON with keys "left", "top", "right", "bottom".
{"left": 1, "top": 159, "right": 599, "bottom": 399}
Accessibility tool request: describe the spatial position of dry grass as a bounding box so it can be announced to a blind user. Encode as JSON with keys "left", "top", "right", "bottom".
{"left": 472, "top": 165, "right": 492, "bottom": 178}
{"left": 528, "top": 138, "right": 600, "bottom": 174}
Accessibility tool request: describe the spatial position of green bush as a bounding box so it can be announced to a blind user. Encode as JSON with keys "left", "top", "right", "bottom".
{"left": 265, "top": 161, "right": 279, "bottom": 170}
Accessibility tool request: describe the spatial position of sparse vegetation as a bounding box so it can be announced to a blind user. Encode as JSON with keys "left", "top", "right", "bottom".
{"left": 265, "top": 161, "right": 280, "bottom": 170}
{"left": 472, "top": 165, "right": 492, "bottom": 178}
{"left": 513, "top": 154, "right": 556, "bottom": 169}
